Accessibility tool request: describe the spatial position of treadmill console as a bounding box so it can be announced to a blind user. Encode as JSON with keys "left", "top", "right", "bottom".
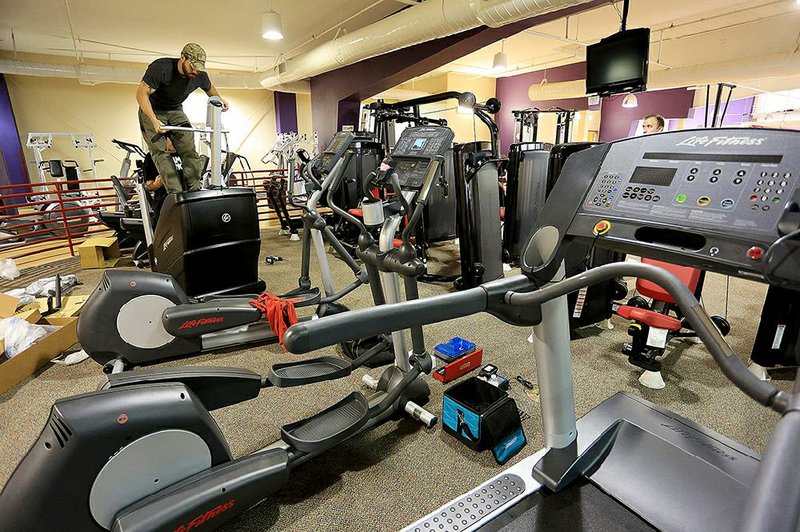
{"left": 526, "top": 129, "right": 800, "bottom": 286}
{"left": 318, "top": 131, "right": 355, "bottom": 173}
{"left": 389, "top": 127, "right": 455, "bottom": 188}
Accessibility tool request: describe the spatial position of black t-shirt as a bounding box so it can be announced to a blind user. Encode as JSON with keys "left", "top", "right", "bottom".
{"left": 142, "top": 58, "right": 211, "bottom": 111}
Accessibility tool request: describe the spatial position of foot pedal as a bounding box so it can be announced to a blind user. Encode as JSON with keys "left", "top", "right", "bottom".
{"left": 280, "top": 286, "right": 321, "bottom": 308}
{"left": 269, "top": 356, "right": 352, "bottom": 387}
{"left": 282, "top": 392, "right": 370, "bottom": 453}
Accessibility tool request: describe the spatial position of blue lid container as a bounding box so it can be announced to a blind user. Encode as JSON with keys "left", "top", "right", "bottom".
{"left": 434, "top": 337, "right": 476, "bottom": 360}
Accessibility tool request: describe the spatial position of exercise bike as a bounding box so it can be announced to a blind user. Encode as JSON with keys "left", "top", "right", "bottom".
{"left": 616, "top": 257, "right": 731, "bottom": 389}
{"left": 0, "top": 126, "right": 451, "bottom": 532}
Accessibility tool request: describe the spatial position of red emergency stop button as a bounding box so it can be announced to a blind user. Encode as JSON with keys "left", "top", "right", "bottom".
{"left": 593, "top": 220, "right": 611, "bottom": 236}
{"left": 747, "top": 246, "right": 764, "bottom": 261}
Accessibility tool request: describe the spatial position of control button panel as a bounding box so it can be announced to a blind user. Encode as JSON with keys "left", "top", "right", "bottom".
{"left": 582, "top": 135, "right": 797, "bottom": 243}
{"left": 570, "top": 129, "right": 800, "bottom": 277}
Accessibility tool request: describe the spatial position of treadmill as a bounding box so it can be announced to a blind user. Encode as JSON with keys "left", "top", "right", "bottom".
{"left": 283, "top": 127, "right": 800, "bottom": 532}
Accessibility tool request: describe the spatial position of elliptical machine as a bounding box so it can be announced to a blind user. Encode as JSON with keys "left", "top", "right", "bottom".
{"left": 0, "top": 126, "right": 450, "bottom": 532}
{"left": 78, "top": 132, "right": 369, "bottom": 373}
{"left": 328, "top": 126, "right": 456, "bottom": 366}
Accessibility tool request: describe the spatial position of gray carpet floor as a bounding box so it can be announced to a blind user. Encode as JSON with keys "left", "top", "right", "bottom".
{"left": 0, "top": 228, "right": 791, "bottom": 531}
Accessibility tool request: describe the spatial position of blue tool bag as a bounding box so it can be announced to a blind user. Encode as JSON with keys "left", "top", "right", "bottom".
{"left": 442, "top": 377, "right": 527, "bottom": 465}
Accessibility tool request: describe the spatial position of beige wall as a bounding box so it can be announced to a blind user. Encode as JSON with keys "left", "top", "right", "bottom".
{"left": 395, "top": 73, "right": 498, "bottom": 144}
{"left": 296, "top": 92, "right": 314, "bottom": 145}
{"left": 5, "top": 75, "right": 278, "bottom": 182}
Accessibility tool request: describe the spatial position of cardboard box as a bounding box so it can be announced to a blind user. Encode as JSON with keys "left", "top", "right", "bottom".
{"left": 0, "top": 292, "right": 19, "bottom": 318}
{"left": 32, "top": 295, "right": 89, "bottom": 324}
{"left": 0, "top": 317, "right": 78, "bottom": 395}
{"left": 78, "top": 236, "right": 121, "bottom": 269}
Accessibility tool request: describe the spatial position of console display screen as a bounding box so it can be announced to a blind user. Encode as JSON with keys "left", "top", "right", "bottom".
{"left": 412, "top": 138, "right": 428, "bottom": 150}
{"left": 629, "top": 166, "right": 676, "bottom": 187}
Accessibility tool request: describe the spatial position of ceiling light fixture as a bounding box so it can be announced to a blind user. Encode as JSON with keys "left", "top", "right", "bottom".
{"left": 492, "top": 40, "right": 507, "bottom": 72}
{"left": 622, "top": 93, "right": 639, "bottom": 108}
{"left": 262, "top": 10, "right": 284, "bottom": 40}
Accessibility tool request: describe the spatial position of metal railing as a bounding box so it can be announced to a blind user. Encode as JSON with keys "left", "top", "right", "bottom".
{"left": 0, "top": 168, "right": 296, "bottom": 267}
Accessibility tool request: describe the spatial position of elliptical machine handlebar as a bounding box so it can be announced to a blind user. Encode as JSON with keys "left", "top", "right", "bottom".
{"left": 284, "top": 286, "right": 487, "bottom": 354}
{"left": 284, "top": 261, "right": 787, "bottom": 413}
{"left": 112, "top": 139, "right": 146, "bottom": 158}
{"left": 325, "top": 159, "right": 369, "bottom": 233}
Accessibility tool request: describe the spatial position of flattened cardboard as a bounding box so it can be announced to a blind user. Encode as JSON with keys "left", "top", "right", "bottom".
{"left": 0, "top": 292, "right": 20, "bottom": 318}
{"left": 78, "top": 236, "right": 121, "bottom": 269}
{"left": 0, "top": 318, "right": 78, "bottom": 395}
{"left": 33, "top": 295, "right": 89, "bottom": 323}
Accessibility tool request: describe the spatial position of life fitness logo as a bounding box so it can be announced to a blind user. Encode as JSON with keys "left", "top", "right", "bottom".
{"left": 173, "top": 500, "right": 235, "bottom": 532}
{"left": 221, "top": 213, "right": 231, "bottom": 223}
{"left": 676, "top": 136, "right": 766, "bottom": 147}
{"left": 178, "top": 317, "right": 224, "bottom": 329}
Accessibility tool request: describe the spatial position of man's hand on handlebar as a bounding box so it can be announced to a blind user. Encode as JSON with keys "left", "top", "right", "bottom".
{"left": 220, "top": 98, "right": 229, "bottom": 111}
{"left": 151, "top": 118, "right": 167, "bottom": 134}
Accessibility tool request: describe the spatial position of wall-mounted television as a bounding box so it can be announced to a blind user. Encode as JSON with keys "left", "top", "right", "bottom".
{"left": 585, "top": 28, "right": 651, "bottom": 96}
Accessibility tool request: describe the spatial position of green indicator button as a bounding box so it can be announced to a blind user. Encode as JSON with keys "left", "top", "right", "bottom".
{"left": 675, "top": 193, "right": 687, "bottom": 204}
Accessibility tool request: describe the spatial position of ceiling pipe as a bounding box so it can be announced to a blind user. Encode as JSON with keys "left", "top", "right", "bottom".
{"left": 259, "top": 0, "right": 594, "bottom": 88}
{"left": 0, "top": 59, "right": 290, "bottom": 91}
{"left": 528, "top": 51, "right": 800, "bottom": 101}
{"left": 368, "top": 88, "right": 432, "bottom": 101}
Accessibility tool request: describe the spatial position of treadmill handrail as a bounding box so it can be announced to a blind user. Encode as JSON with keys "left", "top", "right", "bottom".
{"left": 504, "top": 262, "right": 787, "bottom": 412}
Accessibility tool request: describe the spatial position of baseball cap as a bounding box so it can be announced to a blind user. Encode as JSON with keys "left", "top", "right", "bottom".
{"left": 181, "top": 43, "right": 207, "bottom": 71}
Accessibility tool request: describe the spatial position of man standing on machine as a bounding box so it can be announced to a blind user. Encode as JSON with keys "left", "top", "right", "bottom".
{"left": 142, "top": 137, "right": 182, "bottom": 225}
{"left": 642, "top": 114, "right": 665, "bottom": 134}
{"left": 136, "top": 43, "right": 229, "bottom": 193}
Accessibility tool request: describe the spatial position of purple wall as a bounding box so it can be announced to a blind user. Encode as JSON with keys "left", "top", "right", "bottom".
{"left": 309, "top": 0, "right": 607, "bottom": 146}
{"left": 274, "top": 91, "right": 298, "bottom": 133}
{"left": 495, "top": 62, "right": 590, "bottom": 152}
{"left": 337, "top": 100, "right": 361, "bottom": 132}
{"left": 685, "top": 96, "right": 755, "bottom": 128}
{"left": 0, "top": 75, "right": 27, "bottom": 187}
{"left": 598, "top": 87, "right": 696, "bottom": 142}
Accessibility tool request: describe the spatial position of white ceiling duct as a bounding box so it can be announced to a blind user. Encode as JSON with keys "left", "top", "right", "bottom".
{"left": 0, "top": 59, "right": 276, "bottom": 90}
{"left": 369, "top": 88, "right": 432, "bottom": 101}
{"left": 259, "top": 0, "right": 593, "bottom": 88}
{"left": 528, "top": 52, "right": 800, "bottom": 101}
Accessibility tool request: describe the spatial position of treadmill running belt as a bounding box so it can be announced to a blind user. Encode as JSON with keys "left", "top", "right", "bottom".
{"left": 481, "top": 480, "right": 655, "bottom": 532}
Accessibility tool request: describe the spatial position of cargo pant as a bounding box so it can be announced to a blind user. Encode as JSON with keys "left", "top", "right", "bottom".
{"left": 139, "top": 108, "right": 204, "bottom": 193}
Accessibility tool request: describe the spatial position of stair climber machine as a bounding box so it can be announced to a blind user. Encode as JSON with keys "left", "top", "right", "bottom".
{"left": 327, "top": 126, "right": 456, "bottom": 367}
{"left": 432, "top": 96, "right": 505, "bottom": 290}
{"left": 281, "top": 128, "right": 800, "bottom": 532}
{"left": 0, "top": 127, "right": 448, "bottom": 532}
{"left": 77, "top": 131, "right": 369, "bottom": 373}
{"left": 136, "top": 96, "right": 265, "bottom": 298}
{"left": 505, "top": 140, "right": 627, "bottom": 333}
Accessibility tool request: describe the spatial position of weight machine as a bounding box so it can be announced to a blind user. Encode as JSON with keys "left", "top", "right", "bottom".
{"left": 512, "top": 107, "right": 576, "bottom": 145}
{"left": 26, "top": 132, "right": 103, "bottom": 193}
